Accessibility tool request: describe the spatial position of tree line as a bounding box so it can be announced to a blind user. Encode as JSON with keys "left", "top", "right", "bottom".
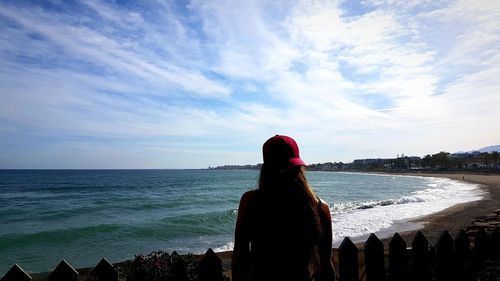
{"left": 420, "top": 151, "right": 500, "bottom": 170}
{"left": 208, "top": 151, "right": 500, "bottom": 172}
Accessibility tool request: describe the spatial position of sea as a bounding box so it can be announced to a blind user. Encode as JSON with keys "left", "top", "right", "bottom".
{"left": 0, "top": 169, "right": 485, "bottom": 274}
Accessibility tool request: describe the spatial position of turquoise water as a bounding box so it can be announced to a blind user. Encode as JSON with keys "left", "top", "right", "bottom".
{"left": 0, "top": 170, "right": 483, "bottom": 274}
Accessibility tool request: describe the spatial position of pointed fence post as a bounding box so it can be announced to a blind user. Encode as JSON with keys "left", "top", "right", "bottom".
{"left": 490, "top": 226, "right": 500, "bottom": 259}
{"left": 48, "top": 259, "right": 78, "bottom": 281}
{"left": 364, "top": 233, "right": 385, "bottom": 281}
{"left": 199, "top": 248, "right": 223, "bottom": 281}
{"left": 170, "top": 251, "right": 188, "bottom": 281}
{"left": 389, "top": 233, "right": 407, "bottom": 281}
{"left": 436, "top": 231, "right": 453, "bottom": 281}
{"left": 87, "top": 258, "right": 118, "bottom": 281}
{"left": 130, "top": 255, "right": 146, "bottom": 279}
{"left": 472, "top": 227, "right": 488, "bottom": 272}
{"left": 0, "top": 264, "right": 31, "bottom": 281}
{"left": 410, "top": 231, "right": 430, "bottom": 281}
{"left": 454, "top": 229, "right": 471, "bottom": 281}
{"left": 338, "top": 237, "right": 359, "bottom": 281}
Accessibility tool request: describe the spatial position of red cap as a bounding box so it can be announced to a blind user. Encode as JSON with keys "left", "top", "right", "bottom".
{"left": 262, "top": 135, "right": 306, "bottom": 171}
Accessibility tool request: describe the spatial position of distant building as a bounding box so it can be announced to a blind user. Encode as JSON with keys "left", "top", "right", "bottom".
{"left": 310, "top": 155, "right": 425, "bottom": 171}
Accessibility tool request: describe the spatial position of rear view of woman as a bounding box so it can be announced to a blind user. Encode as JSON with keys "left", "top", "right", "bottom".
{"left": 232, "top": 135, "right": 335, "bottom": 281}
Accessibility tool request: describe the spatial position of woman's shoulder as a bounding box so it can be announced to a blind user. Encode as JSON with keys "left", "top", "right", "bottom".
{"left": 239, "top": 190, "right": 259, "bottom": 207}
{"left": 316, "top": 197, "right": 332, "bottom": 218}
{"left": 317, "top": 197, "right": 329, "bottom": 206}
{"left": 241, "top": 189, "right": 258, "bottom": 199}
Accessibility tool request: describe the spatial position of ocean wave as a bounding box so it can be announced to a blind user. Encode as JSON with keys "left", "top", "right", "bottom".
{"left": 396, "top": 196, "right": 425, "bottom": 204}
{"left": 333, "top": 194, "right": 428, "bottom": 213}
{"left": 331, "top": 178, "right": 482, "bottom": 216}
{"left": 160, "top": 209, "right": 237, "bottom": 225}
{"left": 358, "top": 200, "right": 395, "bottom": 209}
{"left": 213, "top": 242, "right": 234, "bottom": 253}
{"left": 135, "top": 209, "right": 240, "bottom": 239}
{"left": 331, "top": 177, "right": 485, "bottom": 244}
{"left": 0, "top": 224, "right": 123, "bottom": 249}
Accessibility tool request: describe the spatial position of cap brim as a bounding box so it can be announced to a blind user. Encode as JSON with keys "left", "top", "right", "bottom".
{"left": 288, "top": 158, "right": 306, "bottom": 168}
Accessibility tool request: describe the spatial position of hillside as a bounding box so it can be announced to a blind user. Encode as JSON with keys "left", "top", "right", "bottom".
{"left": 478, "top": 145, "right": 500, "bottom": 153}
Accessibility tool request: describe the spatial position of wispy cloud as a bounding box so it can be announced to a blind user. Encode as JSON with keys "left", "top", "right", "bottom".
{"left": 0, "top": 0, "right": 499, "bottom": 168}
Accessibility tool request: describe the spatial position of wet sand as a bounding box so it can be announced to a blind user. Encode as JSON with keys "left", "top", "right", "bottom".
{"left": 386, "top": 173, "right": 500, "bottom": 246}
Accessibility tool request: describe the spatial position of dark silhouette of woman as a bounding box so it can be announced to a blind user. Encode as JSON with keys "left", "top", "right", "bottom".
{"left": 232, "top": 135, "right": 335, "bottom": 281}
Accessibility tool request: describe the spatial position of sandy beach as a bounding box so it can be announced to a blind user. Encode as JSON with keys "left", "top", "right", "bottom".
{"left": 388, "top": 172, "right": 500, "bottom": 245}
{"left": 215, "top": 172, "right": 500, "bottom": 277}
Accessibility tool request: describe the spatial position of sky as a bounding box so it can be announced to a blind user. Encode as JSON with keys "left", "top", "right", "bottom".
{"left": 0, "top": 0, "right": 499, "bottom": 169}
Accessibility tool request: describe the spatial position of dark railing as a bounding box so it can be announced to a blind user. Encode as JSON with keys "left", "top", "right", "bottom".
{"left": 336, "top": 227, "right": 500, "bottom": 281}
{"left": 2, "top": 227, "right": 499, "bottom": 281}
{"left": 0, "top": 249, "right": 224, "bottom": 281}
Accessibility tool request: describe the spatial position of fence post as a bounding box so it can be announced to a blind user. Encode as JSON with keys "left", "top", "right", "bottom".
{"left": 0, "top": 264, "right": 31, "bottom": 281}
{"left": 436, "top": 230, "right": 453, "bottom": 281}
{"left": 170, "top": 251, "right": 188, "bottom": 281}
{"left": 491, "top": 226, "right": 500, "bottom": 259}
{"left": 364, "top": 233, "right": 384, "bottom": 281}
{"left": 454, "top": 229, "right": 471, "bottom": 281}
{"left": 410, "top": 231, "right": 430, "bottom": 281}
{"left": 472, "top": 227, "right": 488, "bottom": 273}
{"left": 87, "top": 258, "right": 118, "bottom": 281}
{"left": 48, "top": 259, "right": 78, "bottom": 281}
{"left": 338, "top": 237, "right": 359, "bottom": 281}
{"left": 388, "top": 232, "right": 407, "bottom": 281}
{"left": 199, "top": 248, "right": 223, "bottom": 281}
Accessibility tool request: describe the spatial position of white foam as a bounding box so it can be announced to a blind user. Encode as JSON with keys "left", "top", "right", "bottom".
{"left": 213, "top": 242, "right": 234, "bottom": 253}
{"left": 331, "top": 177, "right": 485, "bottom": 245}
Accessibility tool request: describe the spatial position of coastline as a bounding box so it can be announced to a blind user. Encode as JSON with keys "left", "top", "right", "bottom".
{"left": 381, "top": 172, "right": 500, "bottom": 246}
{"left": 213, "top": 172, "right": 500, "bottom": 275}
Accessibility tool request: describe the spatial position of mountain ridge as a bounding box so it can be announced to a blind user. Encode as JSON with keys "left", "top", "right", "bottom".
{"left": 456, "top": 145, "right": 500, "bottom": 154}
{"left": 477, "top": 145, "right": 500, "bottom": 153}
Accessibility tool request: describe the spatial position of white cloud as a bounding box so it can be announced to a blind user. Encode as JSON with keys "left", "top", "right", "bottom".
{"left": 0, "top": 4, "right": 231, "bottom": 99}
{"left": 82, "top": 0, "right": 145, "bottom": 28}
{"left": 0, "top": 0, "right": 499, "bottom": 167}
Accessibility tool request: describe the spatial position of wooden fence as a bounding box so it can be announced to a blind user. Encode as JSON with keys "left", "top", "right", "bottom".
{"left": 2, "top": 227, "right": 500, "bottom": 281}
{"left": 0, "top": 248, "right": 224, "bottom": 281}
{"left": 336, "top": 227, "right": 500, "bottom": 281}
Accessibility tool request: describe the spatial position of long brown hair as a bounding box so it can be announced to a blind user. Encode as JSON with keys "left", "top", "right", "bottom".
{"left": 258, "top": 164, "right": 323, "bottom": 277}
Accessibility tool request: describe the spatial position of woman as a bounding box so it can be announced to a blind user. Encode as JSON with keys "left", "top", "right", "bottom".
{"left": 232, "top": 135, "right": 335, "bottom": 281}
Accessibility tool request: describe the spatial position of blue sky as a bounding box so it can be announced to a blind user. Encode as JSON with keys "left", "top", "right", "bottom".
{"left": 0, "top": 0, "right": 499, "bottom": 168}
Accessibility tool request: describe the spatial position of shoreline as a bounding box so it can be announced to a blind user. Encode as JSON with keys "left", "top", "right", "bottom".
{"left": 379, "top": 172, "right": 500, "bottom": 246}
{"left": 213, "top": 172, "right": 500, "bottom": 274}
